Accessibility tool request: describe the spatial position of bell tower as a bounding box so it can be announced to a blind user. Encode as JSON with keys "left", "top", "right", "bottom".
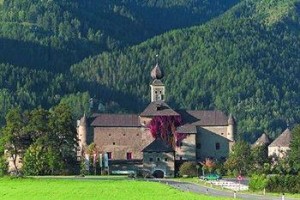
{"left": 150, "top": 63, "right": 165, "bottom": 102}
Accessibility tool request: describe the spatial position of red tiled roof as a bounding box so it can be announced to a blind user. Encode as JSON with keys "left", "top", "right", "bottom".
{"left": 91, "top": 114, "right": 140, "bottom": 127}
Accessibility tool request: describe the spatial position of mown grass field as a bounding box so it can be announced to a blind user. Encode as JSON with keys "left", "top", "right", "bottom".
{"left": 0, "top": 177, "right": 235, "bottom": 200}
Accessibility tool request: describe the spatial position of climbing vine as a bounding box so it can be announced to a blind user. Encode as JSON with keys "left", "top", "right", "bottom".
{"left": 147, "top": 116, "right": 187, "bottom": 147}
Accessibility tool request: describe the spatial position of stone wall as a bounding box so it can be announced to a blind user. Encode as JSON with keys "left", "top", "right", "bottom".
{"left": 139, "top": 116, "right": 152, "bottom": 127}
{"left": 108, "top": 160, "right": 143, "bottom": 172}
{"left": 268, "top": 146, "right": 290, "bottom": 158}
{"left": 201, "top": 126, "right": 228, "bottom": 137}
{"left": 175, "top": 134, "right": 196, "bottom": 161}
{"left": 143, "top": 152, "right": 175, "bottom": 177}
{"left": 196, "top": 127, "right": 230, "bottom": 161}
{"left": 93, "top": 127, "right": 153, "bottom": 160}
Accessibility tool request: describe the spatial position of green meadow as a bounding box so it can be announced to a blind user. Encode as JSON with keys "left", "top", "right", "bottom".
{"left": 0, "top": 178, "right": 235, "bottom": 200}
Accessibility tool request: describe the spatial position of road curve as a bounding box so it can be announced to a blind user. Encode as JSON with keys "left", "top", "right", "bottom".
{"left": 153, "top": 179, "right": 299, "bottom": 200}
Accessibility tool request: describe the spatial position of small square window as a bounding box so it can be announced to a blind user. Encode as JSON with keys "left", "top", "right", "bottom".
{"left": 113, "top": 142, "right": 115, "bottom": 145}
{"left": 157, "top": 157, "right": 160, "bottom": 162}
{"left": 164, "top": 158, "right": 168, "bottom": 162}
{"left": 149, "top": 158, "right": 153, "bottom": 162}
{"left": 127, "top": 152, "right": 132, "bottom": 160}
{"left": 216, "top": 143, "right": 220, "bottom": 150}
{"left": 107, "top": 152, "right": 112, "bottom": 159}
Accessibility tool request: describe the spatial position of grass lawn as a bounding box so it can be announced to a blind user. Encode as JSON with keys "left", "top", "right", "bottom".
{"left": 0, "top": 177, "right": 235, "bottom": 200}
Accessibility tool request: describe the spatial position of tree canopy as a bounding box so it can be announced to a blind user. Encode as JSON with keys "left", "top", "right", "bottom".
{"left": 0, "top": 0, "right": 300, "bottom": 142}
{"left": 1, "top": 104, "right": 78, "bottom": 175}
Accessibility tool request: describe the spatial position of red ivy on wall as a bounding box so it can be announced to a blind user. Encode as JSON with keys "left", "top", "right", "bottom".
{"left": 147, "top": 116, "right": 187, "bottom": 147}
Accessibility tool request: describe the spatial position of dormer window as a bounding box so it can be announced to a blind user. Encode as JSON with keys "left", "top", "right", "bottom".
{"left": 156, "top": 106, "right": 163, "bottom": 111}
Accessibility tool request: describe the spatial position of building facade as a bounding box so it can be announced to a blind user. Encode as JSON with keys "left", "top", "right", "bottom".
{"left": 268, "top": 128, "right": 291, "bottom": 158}
{"left": 78, "top": 63, "right": 235, "bottom": 177}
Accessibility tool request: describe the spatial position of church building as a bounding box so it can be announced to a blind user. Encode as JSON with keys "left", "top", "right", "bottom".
{"left": 77, "top": 63, "right": 235, "bottom": 177}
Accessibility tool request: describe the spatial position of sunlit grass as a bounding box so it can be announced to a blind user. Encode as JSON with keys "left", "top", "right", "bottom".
{"left": 0, "top": 177, "right": 235, "bottom": 200}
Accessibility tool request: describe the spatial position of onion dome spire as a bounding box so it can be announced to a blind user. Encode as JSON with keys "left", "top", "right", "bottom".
{"left": 151, "top": 63, "right": 164, "bottom": 80}
{"left": 151, "top": 54, "right": 164, "bottom": 79}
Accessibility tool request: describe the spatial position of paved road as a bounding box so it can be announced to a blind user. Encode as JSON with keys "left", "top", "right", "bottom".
{"left": 154, "top": 179, "right": 299, "bottom": 200}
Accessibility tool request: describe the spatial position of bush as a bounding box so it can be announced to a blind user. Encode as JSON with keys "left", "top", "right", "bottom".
{"left": 23, "top": 144, "right": 63, "bottom": 175}
{"left": 80, "top": 160, "right": 88, "bottom": 176}
{"left": 136, "top": 169, "right": 152, "bottom": 178}
{"left": 0, "top": 156, "right": 8, "bottom": 176}
{"left": 249, "top": 174, "right": 268, "bottom": 191}
{"left": 102, "top": 169, "right": 109, "bottom": 175}
{"left": 179, "top": 162, "right": 197, "bottom": 177}
{"left": 128, "top": 172, "right": 136, "bottom": 178}
{"left": 266, "top": 175, "right": 300, "bottom": 193}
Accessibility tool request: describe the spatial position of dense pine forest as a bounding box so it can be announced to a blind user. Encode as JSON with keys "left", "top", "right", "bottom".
{"left": 0, "top": 0, "right": 300, "bottom": 141}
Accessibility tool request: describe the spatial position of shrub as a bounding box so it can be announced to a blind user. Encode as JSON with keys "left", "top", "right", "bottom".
{"left": 249, "top": 174, "right": 268, "bottom": 191}
{"left": 233, "top": 169, "right": 239, "bottom": 177}
{"left": 128, "top": 172, "right": 136, "bottom": 178}
{"left": 136, "top": 169, "right": 152, "bottom": 178}
{"left": 179, "top": 162, "right": 197, "bottom": 177}
{"left": 102, "top": 169, "right": 109, "bottom": 175}
{"left": 266, "top": 175, "right": 300, "bottom": 193}
{"left": 23, "top": 144, "right": 62, "bottom": 175}
{"left": 0, "top": 156, "right": 8, "bottom": 176}
{"left": 80, "top": 160, "right": 88, "bottom": 176}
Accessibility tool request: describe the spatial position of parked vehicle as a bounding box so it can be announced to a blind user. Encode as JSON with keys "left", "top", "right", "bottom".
{"left": 200, "top": 173, "right": 222, "bottom": 181}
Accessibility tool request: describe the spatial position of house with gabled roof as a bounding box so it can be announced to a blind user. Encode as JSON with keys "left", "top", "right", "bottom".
{"left": 252, "top": 133, "right": 271, "bottom": 148}
{"left": 77, "top": 63, "right": 236, "bottom": 177}
{"left": 268, "top": 128, "right": 292, "bottom": 158}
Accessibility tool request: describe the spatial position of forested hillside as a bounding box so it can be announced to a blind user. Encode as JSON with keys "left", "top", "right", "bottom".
{"left": 0, "top": 0, "right": 240, "bottom": 125}
{"left": 0, "top": 0, "right": 238, "bottom": 71}
{"left": 71, "top": 0, "right": 300, "bottom": 140}
{"left": 0, "top": 0, "right": 300, "bottom": 141}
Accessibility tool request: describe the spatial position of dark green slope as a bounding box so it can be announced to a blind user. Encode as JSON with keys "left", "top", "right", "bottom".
{"left": 0, "top": 0, "right": 241, "bottom": 124}
{"left": 0, "top": 63, "right": 141, "bottom": 125}
{"left": 0, "top": 0, "right": 240, "bottom": 72}
{"left": 71, "top": 0, "right": 300, "bottom": 140}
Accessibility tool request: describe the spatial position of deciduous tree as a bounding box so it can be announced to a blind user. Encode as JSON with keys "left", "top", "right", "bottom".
{"left": 225, "top": 141, "right": 252, "bottom": 175}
